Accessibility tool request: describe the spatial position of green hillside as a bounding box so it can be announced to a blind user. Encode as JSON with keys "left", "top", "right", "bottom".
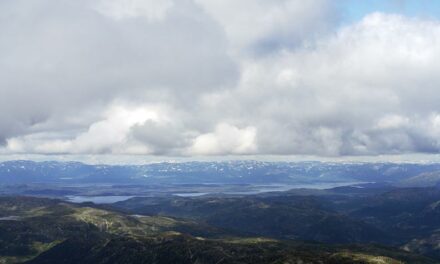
{"left": 0, "top": 196, "right": 433, "bottom": 264}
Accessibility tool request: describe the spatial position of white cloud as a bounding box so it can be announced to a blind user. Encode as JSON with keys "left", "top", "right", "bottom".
{"left": 0, "top": 0, "right": 236, "bottom": 144}
{"left": 208, "top": 13, "right": 440, "bottom": 156}
{"left": 375, "top": 114, "right": 410, "bottom": 130}
{"left": 189, "top": 123, "right": 257, "bottom": 155}
{"left": 5, "top": 105, "right": 161, "bottom": 154}
{"left": 66, "top": 106, "right": 159, "bottom": 154}
{"left": 194, "top": 0, "right": 336, "bottom": 55}
{"left": 94, "top": 0, "right": 174, "bottom": 21}
{"left": 2, "top": 1, "right": 440, "bottom": 158}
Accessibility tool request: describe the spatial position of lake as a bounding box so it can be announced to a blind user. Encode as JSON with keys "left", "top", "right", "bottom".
{"left": 66, "top": 195, "right": 138, "bottom": 204}
{"left": 66, "top": 181, "right": 366, "bottom": 204}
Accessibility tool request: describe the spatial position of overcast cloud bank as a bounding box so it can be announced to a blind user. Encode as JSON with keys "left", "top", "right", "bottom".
{"left": 1, "top": 0, "right": 440, "bottom": 158}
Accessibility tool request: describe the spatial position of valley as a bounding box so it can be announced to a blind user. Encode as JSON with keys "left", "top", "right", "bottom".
{"left": 0, "top": 194, "right": 435, "bottom": 264}
{"left": 2, "top": 161, "right": 440, "bottom": 263}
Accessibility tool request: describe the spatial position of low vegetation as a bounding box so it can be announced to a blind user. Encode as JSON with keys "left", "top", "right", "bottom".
{"left": 0, "top": 196, "right": 435, "bottom": 263}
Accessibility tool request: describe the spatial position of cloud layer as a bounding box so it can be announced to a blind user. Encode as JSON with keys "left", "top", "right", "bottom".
{"left": 1, "top": 0, "right": 440, "bottom": 157}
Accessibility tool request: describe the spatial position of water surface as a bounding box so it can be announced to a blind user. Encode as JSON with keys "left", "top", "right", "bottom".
{"left": 66, "top": 195, "right": 137, "bottom": 204}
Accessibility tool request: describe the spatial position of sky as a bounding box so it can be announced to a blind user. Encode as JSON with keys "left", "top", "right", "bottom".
{"left": 2, "top": 0, "right": 440, "bottom": 163}
{"left": 343, "top": 0, "right": 440, "bottom": 23}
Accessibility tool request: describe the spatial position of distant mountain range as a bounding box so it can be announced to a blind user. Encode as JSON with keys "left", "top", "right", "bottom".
{"left": 2, "top": 160, "right": 440, "bottom": 186}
